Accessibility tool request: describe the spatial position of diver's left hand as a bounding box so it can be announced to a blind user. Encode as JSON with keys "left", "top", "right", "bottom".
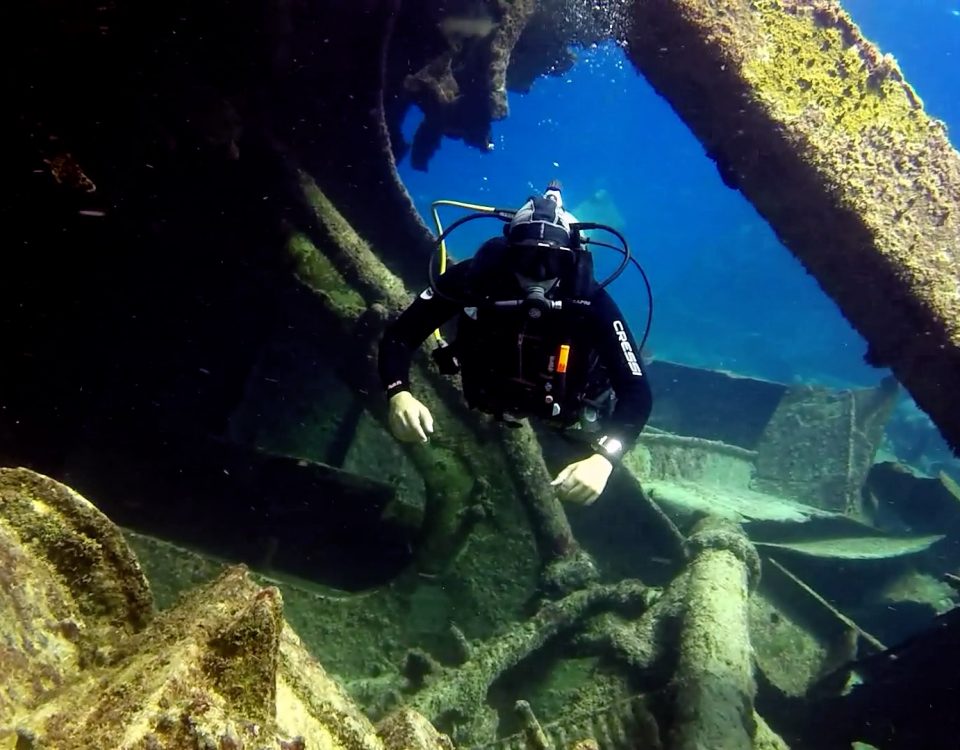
{"left": 550, "top": 454, "right": 614, "bottom": 505}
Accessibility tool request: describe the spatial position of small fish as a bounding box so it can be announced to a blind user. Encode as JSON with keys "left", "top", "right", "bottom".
{"left": 77, "top": 209, "right": 107, "bottom": 217}
{"left": 439, "top": 15, "right": 498, "bottom": 41}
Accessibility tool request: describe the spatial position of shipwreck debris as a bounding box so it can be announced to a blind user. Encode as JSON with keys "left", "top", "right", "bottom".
{"left": 0, "top": 467, "right": 152, "bottom": 723}
{"left": 407, "top": 579, "right": 652, "bottom": 745}
{"left": 0, "top": 469, "right": 451, "bottom": 750}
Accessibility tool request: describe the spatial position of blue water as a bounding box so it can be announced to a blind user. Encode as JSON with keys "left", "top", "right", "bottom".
{"left": 399, "top": 1, "right": 960, "bottom": 390}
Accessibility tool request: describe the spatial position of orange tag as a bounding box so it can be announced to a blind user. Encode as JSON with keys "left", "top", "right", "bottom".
{"left": 556, "top": 344, "right": 570, "bottom": 373}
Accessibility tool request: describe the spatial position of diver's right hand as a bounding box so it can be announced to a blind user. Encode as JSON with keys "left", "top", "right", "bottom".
{"left": 388, "top": 391, "right": 435, "bottom": 443}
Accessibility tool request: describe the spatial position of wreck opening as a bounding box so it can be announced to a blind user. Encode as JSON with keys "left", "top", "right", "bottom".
{"left": 397, "top": 41, "right": 882, "bottom": 389}
{"left": 393, "top": 24, "right": 960, "bottom": 485}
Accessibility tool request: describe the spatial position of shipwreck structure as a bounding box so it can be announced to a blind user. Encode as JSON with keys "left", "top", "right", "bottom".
{"left": 3, "top": 1, "right": 959, "bottom": 749}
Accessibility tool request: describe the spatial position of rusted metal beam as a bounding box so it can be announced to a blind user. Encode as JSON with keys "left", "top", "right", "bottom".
{"left": 625, "top": 0, "right": 960, "bottom": 452}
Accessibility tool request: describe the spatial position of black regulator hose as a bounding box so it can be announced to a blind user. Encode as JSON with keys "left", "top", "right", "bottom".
{"left": 428, "top": 211, "right": 514, "bottom": 303}
{"left": 571, "top": 222, "right": 631, "bottom": 289}
{"left": 584, "top": 238, "right": 654, "bottom": 354}
{"left": 425, "top": 213, "right": 652, "bottom": 353}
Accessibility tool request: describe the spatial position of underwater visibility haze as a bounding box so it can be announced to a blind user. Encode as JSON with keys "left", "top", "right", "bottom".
{"left": 1, "top": 1, "right": 959, "bottom": 749}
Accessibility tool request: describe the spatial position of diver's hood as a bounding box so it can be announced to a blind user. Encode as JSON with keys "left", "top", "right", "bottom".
{"left": 426, "top": 185, "right": 651, "bottom": 349}
{"left": 506, "top": 195, "right": 577, "bottom": 249}
{"left": 429, "top": 183, "right": 627, "bottom": 311}
{"left": 500, "top": 192, "right": 586, "bottom": 288}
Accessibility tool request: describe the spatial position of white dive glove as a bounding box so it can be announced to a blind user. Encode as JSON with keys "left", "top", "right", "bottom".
{"left": 550, "top": 453, "right": 614, "bottom": 505}
{"left": 388, "top": 391, "right": 435, "bottom": 443}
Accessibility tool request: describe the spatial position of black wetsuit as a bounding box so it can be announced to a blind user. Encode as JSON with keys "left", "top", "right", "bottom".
{"left": 378, "top": 246, "right": 653, "bottom": 458}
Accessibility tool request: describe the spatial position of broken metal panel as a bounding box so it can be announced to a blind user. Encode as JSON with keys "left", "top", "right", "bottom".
{"left": 644, "top": 478, "right": 837, "bottom": 525}
{"left": 625, "top": 0, "right": 960, "bottom": 453}
{"left": 749, "top": 593, "right": 826, "bottom": 698}
{"left": 864, "top": 461, "right": 960, "bottom": 534}
{"left": 752, "top": 378, "right": 899, "bottom": 512}
{"left": 755, "top": 533, "right": 944, "bottom": 560}
{"left": 638, "top": 430, "right": 758, "bottom": 487}
{"left": 645, "top": 361, "right": 788, "bottom": 450}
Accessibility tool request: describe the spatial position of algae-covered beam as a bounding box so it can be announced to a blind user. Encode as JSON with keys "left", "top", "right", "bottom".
{"left": 574, "top": 575, "right": 688, "bottom": 679}
{"left": 293, "top": 204, "right": 482, "bottom": 578}
{"left": 407, "top": 579, "right": 651, "bottom": 745}
{"left": 291, "top": 177, "right": 594, "bottom": 582}
{"left": 280, "top": 0, "right": 436, "bottom": 283}
{"left": 500, "top": 421, "right": 602, "bottom": 594}
{"left": 515, "top": 700, "right": 554, "bottom": 750}
{"left": 626, "top": 0, "right": 960, "bottom": 452}
{"left": 669, "top": 517, "right": 762, "bottom": 750}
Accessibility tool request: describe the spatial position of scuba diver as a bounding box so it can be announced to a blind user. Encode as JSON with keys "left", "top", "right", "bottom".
{"left": 378, "top": 181, "right": 653, "bottom": 505}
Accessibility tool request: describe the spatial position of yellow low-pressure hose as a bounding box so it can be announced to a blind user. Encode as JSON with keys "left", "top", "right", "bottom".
{"left": 429, "top": 199, "right": 498, "bottom": 341}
